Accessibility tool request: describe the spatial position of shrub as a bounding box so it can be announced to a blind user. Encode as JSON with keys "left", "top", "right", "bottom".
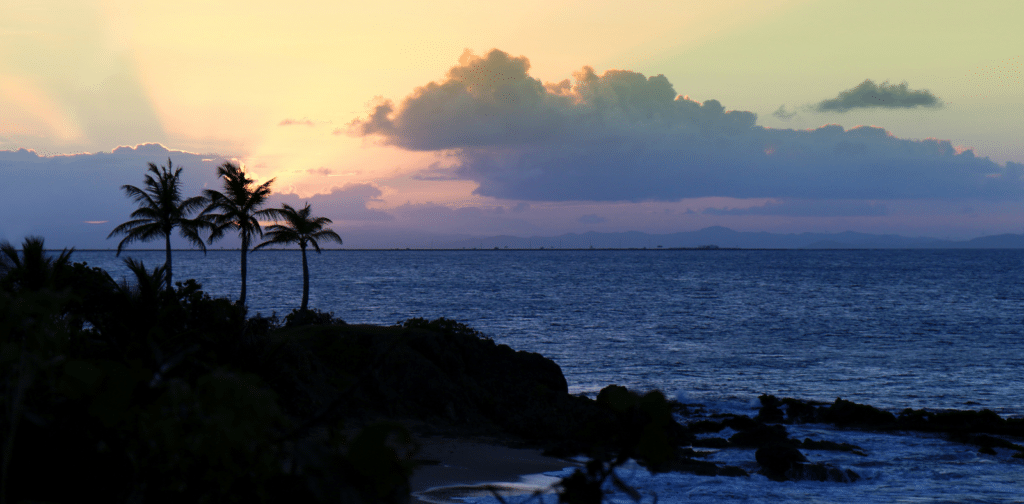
{"left": 399, "top": 317, "right": 487, "bottom": 340}
{"left": 284, "top": 308, "right": 342, "bottom": 328}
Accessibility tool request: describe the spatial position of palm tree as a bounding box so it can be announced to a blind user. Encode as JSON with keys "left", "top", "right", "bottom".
{"left": 201, "top": 162, "right": 275, "bottom": 306}
{"left": 254, "top": 203, "right": 342, "bottom": 311}
{"left": 107, "top": 159, "right": 208, "bottom": 291}
{"left": 0, "top": 236, "right": 74, "bottom": 292}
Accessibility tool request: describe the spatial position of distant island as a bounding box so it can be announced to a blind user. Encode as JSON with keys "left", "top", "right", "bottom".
{"left": 286, "top": 226, "right": 1024, "bottom": 250}
{"left": 74, "top": 227, "right": 1024, "bottom": 251}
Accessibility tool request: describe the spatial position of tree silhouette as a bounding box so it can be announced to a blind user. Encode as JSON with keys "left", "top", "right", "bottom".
{"left": 254, "top": 203, "right": 342, "bottom": 311}
{"left": 201, "top": 162, "right": 275, "bottom": 306}
{"left": 0, "top": 236, "right": 74, "bottom": 292}
{"left": 107, "top": 159, "right": 207, "bottom": 291}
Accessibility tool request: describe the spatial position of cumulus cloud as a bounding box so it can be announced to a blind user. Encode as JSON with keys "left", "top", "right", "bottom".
{"left": 352, "top": 50, "right": 1013, "bottom": 203}
{"left": 704, "top": 200, "right": 890, "bottom": 217}
{"left": 815, "top": 80, "right": 942, "bottom": 112}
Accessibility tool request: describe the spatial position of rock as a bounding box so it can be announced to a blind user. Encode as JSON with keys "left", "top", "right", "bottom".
{"left": 819, "top": 398, "right": 896, "bottom": 428}
{"left": 721, "top": 414, "right": 760, "bottom": 432}
{"left": 756, "top": 445, "right": 859, "bottom": 483}
{"left": 757, "top": 394, "right": 785, "bottom": 423}
{"left": 755, "top": 444, "right": 807, "bottom": 481}
{"left": 962, "top": 433, "right": 1024, "bottom": 454}
{"left": 592, "top": 386, "right": 694, "bottom": 468}
{"left": 781, "top": 397, "right": 824, "bottom": 423}
{"left": 279, "top": 321, "right": 605, "bottom": 441}
{"left": 898, "top": 408, "right": 1013, "bottom": 436}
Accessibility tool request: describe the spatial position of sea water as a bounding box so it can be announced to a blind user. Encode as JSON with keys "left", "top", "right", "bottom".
{"left": 75, "top": 249, "right": 1024, "bottom": 501}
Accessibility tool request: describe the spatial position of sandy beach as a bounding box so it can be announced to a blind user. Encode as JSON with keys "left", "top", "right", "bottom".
{"left": 410, "top": 436, "right": 580, "bottom": 504}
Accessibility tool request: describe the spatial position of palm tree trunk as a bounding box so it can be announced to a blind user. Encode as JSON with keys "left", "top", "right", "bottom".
{"left": 300, "top": 243, "right": 309, "bottom": 311}
{"left": 164, "top": 232, "right": 173, "bottom": 291}
{"left": 239, "top": 235, "right": 248, "bottom": 306}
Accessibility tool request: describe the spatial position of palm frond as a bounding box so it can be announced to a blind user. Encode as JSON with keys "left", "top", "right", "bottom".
{"left": 253, "top": 202, "right": 342, "bottom": 254}
{"left": 0, "top": 240, "right": 21, "bottom": 272}
{"left": 311, "top": 229, "right": 343, "bottom": 245}
{"left": 108, "top": 218, "right": 161, "bottom": 238}
{"left": 121, "top": 184, "right": 157, "bottom": 208}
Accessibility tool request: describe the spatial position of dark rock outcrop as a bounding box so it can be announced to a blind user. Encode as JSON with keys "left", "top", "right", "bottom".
{"left": 755, "top": 444, "right": 859, "bottom": 483}
{"left": 269, "top": 320, "right": 603, "bottom": 442}
{"left": 755, "top": 444, "right": 807, "bottom": 481}
{"left": 819, "top": 398, "right": 897, "bottom": 428}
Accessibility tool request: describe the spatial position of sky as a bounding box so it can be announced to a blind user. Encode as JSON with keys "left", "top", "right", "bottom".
{"left": 2, "top": 0, "right": 1023, "bottom": 248}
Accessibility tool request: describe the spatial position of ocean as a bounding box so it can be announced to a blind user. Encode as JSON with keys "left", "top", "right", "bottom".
{"left": 75, "top": 248, "right": 1024, "bottom": 502}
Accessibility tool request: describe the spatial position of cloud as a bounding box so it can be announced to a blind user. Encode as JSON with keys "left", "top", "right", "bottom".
{"left": 272, "top": 184, "right": 393, "bottom": 222}
{"left": 411, "top": 162, "right": 460, "bottom": 181}
{"left": 0, "top": 144, "right": 229, "bottom": 248}
{"left": 771, "top": 105, "right": 796, "bottom": 120}
{"left": 0, "top": 144, "right": 399, "bottom": 249}
{"left": 814, "top": 80, "right": 942, "bottom": 112}
{"left": 578, "top": 214, "right": 607, "bottom": 224}
{"left": 279, "top": 118, "right": 316, "bottom": 126}
{"left": 703, "top": 200, "right": 890, "bottom": 217}
{"left": 306, "top": 167, "right": 333, "bottom": 176}
{"left": 352, "top": 50, "right": 1017, "bottom": 202}
{"left": 385, "top": 202, "right": 539, "bottom": 235}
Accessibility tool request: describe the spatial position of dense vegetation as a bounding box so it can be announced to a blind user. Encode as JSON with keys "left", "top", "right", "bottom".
{"left": 0, "top": 237, "right": 418, "bottom": 503}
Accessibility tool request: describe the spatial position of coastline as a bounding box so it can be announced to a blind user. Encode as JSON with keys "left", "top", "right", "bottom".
{"left": 410, "top": 436, "right": 580, "bottom": 504}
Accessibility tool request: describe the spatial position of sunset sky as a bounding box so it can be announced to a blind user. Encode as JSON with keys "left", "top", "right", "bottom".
{"left": 2, "top": 0, "right": 1023, "bottom": 248}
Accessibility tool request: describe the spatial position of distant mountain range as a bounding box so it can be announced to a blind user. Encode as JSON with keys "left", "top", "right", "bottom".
{"left": 87, "top": 226, "right": 1024, "bottom": 250}
{"left": 417, "top": 226, "right": 1024, "bottom": 250}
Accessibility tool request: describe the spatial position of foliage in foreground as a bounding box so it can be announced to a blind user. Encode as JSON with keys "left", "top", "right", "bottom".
{"left": 0, "top": 237, "right": 414, "bottom": 503}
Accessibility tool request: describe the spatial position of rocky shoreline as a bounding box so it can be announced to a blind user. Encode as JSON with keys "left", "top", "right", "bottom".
{"left": 262, "top": 317, "right": 1024, "bottom": 495}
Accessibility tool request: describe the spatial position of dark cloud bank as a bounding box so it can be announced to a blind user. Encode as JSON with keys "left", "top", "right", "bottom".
{"left": 0, "top": 144, "right": 226, "bottom": 246}
{"left": 352, "top": 50, "right": 1016, "bottom": 202}
{"left": 0, "top": 144, "right": 386, "bottom": 248}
